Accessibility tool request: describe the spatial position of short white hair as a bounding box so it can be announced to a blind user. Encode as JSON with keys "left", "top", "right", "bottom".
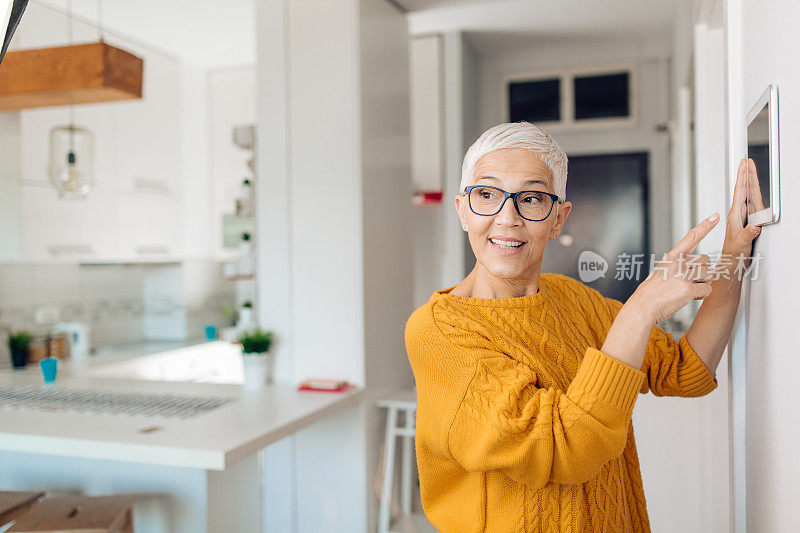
{"left": 460, "top": 122, "right": 568, "bottom": 200}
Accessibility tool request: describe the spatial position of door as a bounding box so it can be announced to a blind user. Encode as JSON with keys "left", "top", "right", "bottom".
{"left": 542, "top": 152, "right": 649, "bottom": 302}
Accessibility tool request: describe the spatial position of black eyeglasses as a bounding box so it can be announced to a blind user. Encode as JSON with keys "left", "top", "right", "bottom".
{"left": 462, "top": 185, "right": 563, "bottom": 222}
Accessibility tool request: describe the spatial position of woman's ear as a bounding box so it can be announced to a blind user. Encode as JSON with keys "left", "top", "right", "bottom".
{"left": 554, "top": 201, "right": 572, "bottom": 231}
{"left": 455, "top": 194, "right": 468, "bottom": 230}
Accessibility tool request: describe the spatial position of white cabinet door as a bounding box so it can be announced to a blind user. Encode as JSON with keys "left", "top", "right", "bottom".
{"left": 20, "top": 184, "right": 115, "bottom": 263}
{"left": 108, "top": 43, "right": 182, "bottom": 198}
{"left": 18, "top": 100, "right": 118, "bottom": 261}
{"left": 115, "top": 194, "right": 182, "bottom": 261}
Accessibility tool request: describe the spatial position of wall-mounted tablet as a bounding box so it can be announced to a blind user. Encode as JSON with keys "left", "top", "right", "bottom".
{"left": 745, "top": 84, "right": 780, "bottom": 226}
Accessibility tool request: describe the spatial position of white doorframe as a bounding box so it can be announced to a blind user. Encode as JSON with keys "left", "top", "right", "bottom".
{"left": 720, "top": 0, "right": 748, "bottom": 531}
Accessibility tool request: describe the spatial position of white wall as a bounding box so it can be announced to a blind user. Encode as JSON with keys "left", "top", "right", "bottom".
{"left": 461, "top": 37, "right": 481, "bottom": 274}
{"left": 208, "top": 68, "right": 256, "bottom": 261}
{"left": 0, "top": 113, "right": 21, "bottom": 262}
{"left": 733, "top": 0, "right": 800, "bottom": 529}
{"left": 359, "top": 0, "right": 415, "bottom": 527}
{"left": 255, "top": 0, "right": 413, "bottom": 530}
{"left": 411, "top": 201, "right": 444, "bottom": 307}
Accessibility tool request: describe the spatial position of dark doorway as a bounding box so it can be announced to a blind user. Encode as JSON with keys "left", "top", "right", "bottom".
{"left": 542, "top": 152, "right": 650, "bottom": 302}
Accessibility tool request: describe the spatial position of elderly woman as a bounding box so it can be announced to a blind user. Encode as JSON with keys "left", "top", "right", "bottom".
{"left": 405, "top": 122, "right": 760, "bottom": 532}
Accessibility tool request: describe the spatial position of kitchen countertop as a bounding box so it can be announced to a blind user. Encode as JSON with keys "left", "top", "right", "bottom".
{"left": 0, "top": 338, "right": 208, "bottom": 373}
{"left": 0, "top": 341, "right": 362, "bottom": 470}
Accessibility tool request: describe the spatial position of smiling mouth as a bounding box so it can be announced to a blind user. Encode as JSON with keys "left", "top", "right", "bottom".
{"left": 488, "top": 238, "right": 526, "bottom": 249}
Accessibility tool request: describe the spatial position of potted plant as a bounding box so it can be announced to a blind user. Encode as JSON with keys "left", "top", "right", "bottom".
{"left": 7, "top": 331, "right": 33, "bottom": 369}
{"left": 238, "top": 328, "right": 274, "bottom": 390}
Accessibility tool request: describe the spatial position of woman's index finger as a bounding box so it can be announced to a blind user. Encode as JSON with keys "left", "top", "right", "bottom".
{"left": 670, "top": 213, "right": 720, "bottom": 256}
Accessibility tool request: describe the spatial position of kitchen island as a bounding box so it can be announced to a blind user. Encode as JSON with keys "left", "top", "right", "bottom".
{"left": 0, "top": 342, "right": 361, "bottom": 532}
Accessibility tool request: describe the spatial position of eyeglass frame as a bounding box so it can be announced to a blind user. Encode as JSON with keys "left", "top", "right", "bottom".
{"left": 461, "top": 185, "right": 564, "bottom": 222}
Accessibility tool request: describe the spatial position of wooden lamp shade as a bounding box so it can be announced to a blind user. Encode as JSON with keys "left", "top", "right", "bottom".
{"left": 0, "top": 41, "right": 143, "bottom": 111}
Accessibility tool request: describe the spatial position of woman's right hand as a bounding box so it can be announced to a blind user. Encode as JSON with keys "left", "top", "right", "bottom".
{"left": 600, "top": 213, "right": 720, "bottom": 370}
{"left": 628, "top": 212, "right": 721, "bottom": 325}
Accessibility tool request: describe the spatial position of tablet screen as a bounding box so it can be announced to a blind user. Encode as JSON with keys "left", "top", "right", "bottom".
{"left": 747, "top": 105, "right": 770, "bottom": 206}
{"left": 746, "top": 91, "right": 776, "bottom": 225}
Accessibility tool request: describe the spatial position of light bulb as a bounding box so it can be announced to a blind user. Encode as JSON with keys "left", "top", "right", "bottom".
{"left": 48, "top": 125, "right": 95, "bottom": 199}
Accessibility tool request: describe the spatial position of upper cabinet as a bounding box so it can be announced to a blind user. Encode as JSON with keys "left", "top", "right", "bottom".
{"left": 5, "top": 3, "right": 189, "bottom": 263}
{"left": 0, "top": 2, "right": 253, "bottom": 265}
{"left": 15, "top": 39, "right": 183, "bottom": 263}
{"left": 410, "top": 35, "right": 444, "bottom": 196}
{"left": 108, "top": 47, "right": 182, "bottom": 199}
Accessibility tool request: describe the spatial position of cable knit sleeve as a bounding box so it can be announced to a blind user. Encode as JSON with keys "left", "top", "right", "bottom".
{"left": 448, "top": 346, "right": 645, "bottom": 490}
{"left": 406, "top": 299, "right": 647, "bottom": 492}
{"left": 596, "top": 295, "right": 718, "bottom": 398}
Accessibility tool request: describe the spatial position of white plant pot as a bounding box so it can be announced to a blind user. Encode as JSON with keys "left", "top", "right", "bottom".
{"left": 237, "top": 308, "right": 254, "bottom": 331}
{"left": 241, "top": 351, "right": 271, "bottom": 390}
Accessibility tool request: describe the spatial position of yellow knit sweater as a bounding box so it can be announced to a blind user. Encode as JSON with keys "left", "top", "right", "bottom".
{"left": 404, "top": 272, "right": 718, "bottom": 533}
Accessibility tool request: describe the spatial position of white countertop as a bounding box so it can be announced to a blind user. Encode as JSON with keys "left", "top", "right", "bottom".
{"left": 0, "top": 342, "right": 361, "bottom": 470}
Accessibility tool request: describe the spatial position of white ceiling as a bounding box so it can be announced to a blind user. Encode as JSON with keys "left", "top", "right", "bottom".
{"left": 32, "top": 0, "right": 676, "bottom": 69}
{"left": 407, "top": 0, "right": 677, "bottom": 43}
{"left": 37, "top": 0, "right": 255, "bottom": 69}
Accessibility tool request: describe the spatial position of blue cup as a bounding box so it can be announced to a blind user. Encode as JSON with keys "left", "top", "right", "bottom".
{"left": 40, "top": 357, "right": 58, "bottom": 385}
{"left": 204, "top": 324, "right": 218, "bottom": 341}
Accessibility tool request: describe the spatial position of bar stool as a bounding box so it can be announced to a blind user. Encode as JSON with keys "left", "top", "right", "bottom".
{"left": 377, "top": 387, "right": 417, "bottom": 533}
{"left": 6, "top": 494, "right": 135, "bottom": 532}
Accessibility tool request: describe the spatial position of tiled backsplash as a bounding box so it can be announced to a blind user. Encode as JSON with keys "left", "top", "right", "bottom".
{"left": 0, "top": 261, "right": 236, "bottom": 368}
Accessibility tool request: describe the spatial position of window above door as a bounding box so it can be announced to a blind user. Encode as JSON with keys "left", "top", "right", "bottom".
{"left": 504, "top": 64, "right": 636, "bottom": 130}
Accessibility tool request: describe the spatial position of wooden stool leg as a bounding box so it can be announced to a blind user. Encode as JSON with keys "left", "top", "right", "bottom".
{"left": 378, "top": 407, "right": 398, "bottom": 533}
{"left": 121, "top": 507, "right": 134, "bottom": 533}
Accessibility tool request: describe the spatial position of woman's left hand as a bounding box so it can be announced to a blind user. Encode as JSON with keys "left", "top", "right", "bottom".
{"left": 722, "top": 158, "right": 761, "bottom": 259}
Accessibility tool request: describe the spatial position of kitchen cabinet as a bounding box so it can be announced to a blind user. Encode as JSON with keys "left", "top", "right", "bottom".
{"left": 114, "top": 194, "right": 182, "bottom": 261}
{"left": 5, "top": 4, "right": 236, "bottom": 265}
{"left": 18, "top": 100, "right": 117, "bottom": 262}
{"left": 108, "top": 50, "right": 182, "bottom": 198}
{"left": 13, "top": 39, "right": 185, "bottom": 262}
{"left": 20, "top": 183, "right": 116, "bottom": 262}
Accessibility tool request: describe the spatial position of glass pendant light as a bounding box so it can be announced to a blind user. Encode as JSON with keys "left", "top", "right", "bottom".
{"left": 47, "top": 0, "right": 96, "bottom": 199}
{"left": 48, "top": 117, "right": 95, "bottom": 199}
